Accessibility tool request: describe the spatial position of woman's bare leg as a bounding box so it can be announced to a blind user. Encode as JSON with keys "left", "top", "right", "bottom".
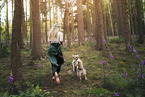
{"left": 55, "top": 72, "right": 60, "bottom": 84}
{"left": 52, "top": 76, "right": 55, "bottom": 81}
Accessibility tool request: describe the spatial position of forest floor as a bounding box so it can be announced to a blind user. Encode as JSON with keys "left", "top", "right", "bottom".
{"left": 0, "top": 37, "right": 145, "bottom": 97}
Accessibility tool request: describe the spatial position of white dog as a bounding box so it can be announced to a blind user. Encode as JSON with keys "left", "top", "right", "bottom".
{"left": 72, "top": 55, "right": 87, "bottom": 82}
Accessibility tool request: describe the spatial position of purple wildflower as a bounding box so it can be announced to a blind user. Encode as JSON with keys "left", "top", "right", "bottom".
{"left": 39, "top": 64, "right": 41, "bottom": 68}
{"left": 110, "top": 55, "right": 114, "bottom": 60}
{"left": 114, "top": 93, "right": 119, "bottom": 96}
{"left": 124, "top": 72, "right": 128, "bottom": 77}
{"left": 6, "top": 34, "right": 8, "bottom": 36}
{"left": 142, "top": 75, "right": 144, "bottom": 79}
{"left": 138, "top": 68, "right": 140, "bottom": 71}
{"left": 9, "top": 74, "right": 13, "bottom": 83}
{"left": 133, "top": 68, "right": 135, "bottom": 70}
{"left": 133, "top": 49, "right": 137, "bottom": 54}
{"left": 128, "top": 45, "right": 132, "bottom": 52}
{"left": 136, "top": 55, "right": 139, "bottom": 59}
{"left": 103, "top": 39, "right": 106, "bottom": 44}
{"left": 102, "top": 60, "right": 106, "bottom": 65}
{"left": 105, "top": 73, "right": 108, "bottom": 77}
{"left": 142, "top": 58, "right": 145, "bottom": 65}
{"left": 138, "top": 73, "right": 141, "bottom": 78}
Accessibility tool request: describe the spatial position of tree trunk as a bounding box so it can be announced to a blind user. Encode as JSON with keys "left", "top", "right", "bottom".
{"left": 53, "top": 1, "right": 55, "bottom": 24}
{"left": 77, "top": 0, "right": 84, "bottom": 45}
{"left": 65, "top": 0, "right": 71, "bottom": 48}
{"left": 31, "top": 0, "right": 42, "bottom": 59}
{"left": 12, "top": 0, "right": 14, "bottom": 23}
{"left": 21, "top": 2, "right": 26, "bottom": 47}
{"left": 94, "top": 0, "right": 107, "bottom": 55}
{"left": 26, "top": 0, "right": 28, "bottom": 44}
{"left": 30, "top": 0, "right": 33, "bottom": 48}
{"left": 108, "top": 0, "right": 114, "bottom": 37}
{"left": 136, "top": 0, "right": 144, "bottom": 43}
{"left": 63, "top": 11, "right": 66, "bottom": 41}
{"left": 11, "top": 0, "right": 23, "bottom": 93}
{"left": 129, "top": 0, "right": 135, "bottom": 37}
{"left": 91, "top": 0, "right": 95, "bottom": 41}
{"left": 113, "top": 0, "right": 124, "bottom": 37}
{"left": 55, "top": 3, "right": 58, "bottom": 23}
{"left": 49, "top": 0, "right": 52, "bottom": 28}
{"left": 102, "top": 0, "right": 107, "bottom": 40}
{"left": 41, "top": 14, "right": 45, "bottom": 43}
{"left": 71, "top": 0, "right": 75, "bottom": 42}
{"left": 6, "top": 0, "right": 10, "bottom": 44}
{"left": 45, "top": 0, "right": 48, "bottom": 45}
{"left": 0, "top": 10, "right": 1, "bottom": 42}
{"left": 87, "top": 0, "right": 92, "bottom": 41}
{"left": 122, "top": 0, "right": 131, "bottom": 48}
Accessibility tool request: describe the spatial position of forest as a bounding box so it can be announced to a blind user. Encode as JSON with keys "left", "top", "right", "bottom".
{"left": 0, "top": 0, "right": 145, "bottom": 96}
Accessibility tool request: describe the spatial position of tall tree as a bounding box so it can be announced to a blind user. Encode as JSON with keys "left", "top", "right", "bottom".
{"left": 49, "top": 0, "right": 52, "bottom": 28}
{"left": 31, "top": 0, "right": 42, "bottom": 59}
{"left": 102, "top": 0, "right": 108, "bottom": 40}
{"left": 94, "top": 0, "right": 107, "bottom": 55}
{"left": 128, "top": 0, "right": 135, "bottom": 37}
{"left": 122, "top": 0, "right": 131, "bottom": 48}
{"left": 63, "top": 10, "right": 66, "bottom": 41}
{"left": 41, "top": 14, "right": 44, "bottom": 43}
{"left": 65, "top": 0, "right": 71, "bottom": 48}
{"left": 30, "top": 0, "right": 33, "bottom": 48}
{"left": 45, "top": 0, "right": 48, "bottom": 44}
{"left": 21, "top": 1, "right": 27, "bottom": 46}
{"left": 53, "top": 0, "right": 55, "bottom": 24}
{"left": 55, "top": 2, "right": 58, "bottom": 23}
{"left": 136, "top": 0, "right": 144, "bottom": 43}
{"left": 12, "top": 0, "right": 14, "bottom": 22}
{"left": 26, "top": 0, "right": 28, "bottom": 44}
{"left": 11, "top": 0, "right": 23, "bottom": 93}
{"left": 91, "top": 0, "right": 95, "bottom": 40}
{"left": 77, "top": 0, "right": 84, "bottom": 45}
{"left": 6, "top": 0, "right": 10, "bottom": 44}
{"left": 113, "top": 0, "right": 124, "bottom": 37}
{"left": 0, "top": 9, "right": 1, "bottom": 42}
{"left": 71, "top": 0, "right": 75, "bottom": 42}
{"left": 107, "top": 0, "right": 114, "bottom": 37}
{"left": 87, "top": 0, "right": 92, "bottom": 41}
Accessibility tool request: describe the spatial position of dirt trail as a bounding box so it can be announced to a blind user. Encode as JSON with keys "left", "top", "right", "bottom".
{"left": 40, "top": 45, "right": 102, "bottom": 96}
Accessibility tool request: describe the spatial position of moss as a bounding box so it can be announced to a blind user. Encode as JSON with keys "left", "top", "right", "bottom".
{"left": 1, "top": 38, "right": 145, "bottom": 96}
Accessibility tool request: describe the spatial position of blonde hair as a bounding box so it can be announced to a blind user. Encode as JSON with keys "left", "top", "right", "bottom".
{"left": 48, "top": 24, "right": 60, "bottom": 42}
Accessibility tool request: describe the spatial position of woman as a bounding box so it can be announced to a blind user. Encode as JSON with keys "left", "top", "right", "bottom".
{"left": 47, "top": 24, "right": 64, "bottom": 84}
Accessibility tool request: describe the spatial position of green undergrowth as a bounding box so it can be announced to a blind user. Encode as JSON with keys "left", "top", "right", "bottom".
{"left": 0, "top": 37, "right": 145, "bottom": 97}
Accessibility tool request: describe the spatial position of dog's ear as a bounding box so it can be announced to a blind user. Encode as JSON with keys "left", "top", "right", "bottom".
{"left": 76, "top": 55, "right": 79, "bottom": 58}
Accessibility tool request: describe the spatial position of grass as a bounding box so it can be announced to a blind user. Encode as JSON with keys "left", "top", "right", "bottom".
{"left": 0, "top": 37, "right": 145, "bottom": 97}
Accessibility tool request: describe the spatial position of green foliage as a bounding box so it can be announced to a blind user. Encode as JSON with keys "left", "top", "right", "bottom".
{"left": 123, "top": 78, "right": 145, "bottom": 97}
{"left": 1, "top": 36, "right": 145, "bottom": 96}
{"left": 109, "top": 37, "right": 124, "bottom": 43}
{"left": 82, "top": 87, "right": 112, "bottom": 97}
{"left": 0, "top": 42, "right": 10, "bottom": 58}
{"left": 7, "top": 84, "right": 50, "bottom": 97}
{"left": 104, "top": 73, "right": 128, "bottom": 91}
{"left": 102, "top": 37, "right": 145, "bottom": 97}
